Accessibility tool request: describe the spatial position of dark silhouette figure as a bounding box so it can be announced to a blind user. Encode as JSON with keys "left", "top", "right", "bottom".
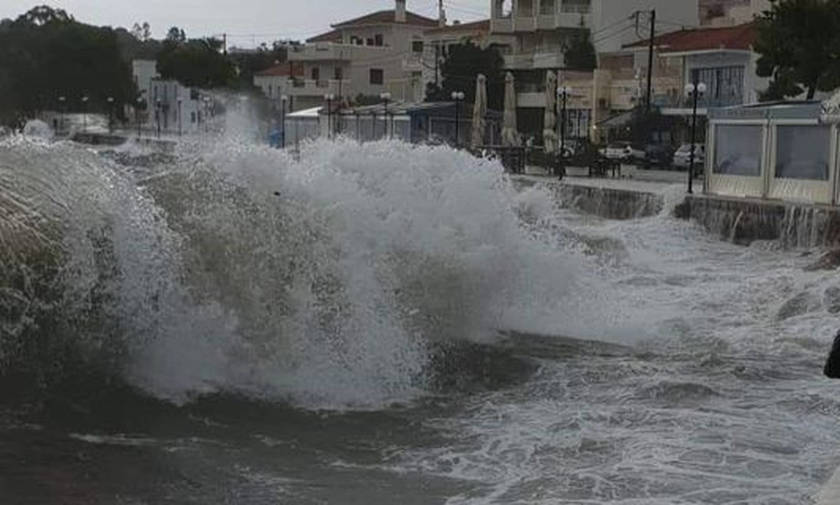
{"left": 824, "top": 330, "right": 840, "bottom": 378}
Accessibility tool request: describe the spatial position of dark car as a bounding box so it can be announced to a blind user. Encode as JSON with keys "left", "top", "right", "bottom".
{"left": 643, "top": 144, "right": 675, "bottom": 169}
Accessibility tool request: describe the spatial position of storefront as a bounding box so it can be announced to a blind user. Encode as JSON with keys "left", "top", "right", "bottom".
{"left": 706, "top": 100, "right": 839, "bottom": 205}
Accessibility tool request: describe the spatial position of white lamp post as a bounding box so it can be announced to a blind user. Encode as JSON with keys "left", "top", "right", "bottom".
{"left": 451, "top": 91, "right": 465, "bottom": 147}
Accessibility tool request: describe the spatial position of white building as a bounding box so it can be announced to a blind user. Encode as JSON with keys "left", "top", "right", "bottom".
{"left": 257, "top": 0, "right": 439, "bottom": 112}
{"left": 132, "top": 59, "right": 208, "bottom": 135}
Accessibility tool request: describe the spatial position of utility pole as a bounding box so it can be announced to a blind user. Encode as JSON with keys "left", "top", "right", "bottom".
{"left": 646, "top": 9, "right": 656, "bottom": 114}
{"left": 435, "top": 44, "right": 440, "bottom": 89}
{"left": 223, "top": 33, "right": 227, "bottom": 55}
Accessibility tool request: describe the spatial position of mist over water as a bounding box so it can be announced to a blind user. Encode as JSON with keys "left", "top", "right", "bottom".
{"left": 2, "top": 124, "right": 840, "bottom": 504}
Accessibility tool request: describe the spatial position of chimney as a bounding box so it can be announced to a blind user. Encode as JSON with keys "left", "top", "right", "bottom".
{"left": 439, "top": 1, "right": 446, "bottom": 27}
{"left": 396, "top": 0, "right": 406, "bottom": 22}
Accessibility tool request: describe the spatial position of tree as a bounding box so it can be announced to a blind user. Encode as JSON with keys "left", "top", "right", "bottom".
{"left": 425, "top": 41, "right": 505, "bottom": 110}
{"left": 156, "top": 37, "right": 236, "bottom": 88}
{"left": 755, "top": 0, "right": 840, "bottom": 100}
{"left": 564, "top": 29, "right": 596, "bottom": 71}
{"left": 0, "top": 6, "right": 134, "bottom": 126}
{"left": 166, "top": 26, "right": 186, "bottom": 43}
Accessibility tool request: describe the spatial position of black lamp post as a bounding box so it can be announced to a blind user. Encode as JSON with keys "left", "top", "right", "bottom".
{"left": 280, "top": 95, "right": 288, "bottom": 148}
{"left": 81, "top": 95, "right": 89, "bottom": 132}
{"left": 685, "top": 81, "right": 707, "bottom": 194}
{"left": 380, "top": 91, "right": 391, "bottom": 139}
{"left": 324, "top": 93, "right": 335, "bottom": 139}
{"left": 451, "top": 91, "right": 465, "bottom": 148}
{"left": 557, "top": 85, "right": 571, "bottom": 158}
{"left": 106, "top": 96, "right": 114, "bottom": 133}
{"left": 58, "top": 96, "right": 66, "bottom": 136}
{"left": 136, "top": 97, "right": 143, "bottom": 139}
{"left": 155, "top": 98, "right": 162, "bottom": 138}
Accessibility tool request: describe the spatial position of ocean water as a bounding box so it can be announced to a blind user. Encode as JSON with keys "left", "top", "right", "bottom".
{"left": 1, "top": 131, "right": 838, "bottom": 504}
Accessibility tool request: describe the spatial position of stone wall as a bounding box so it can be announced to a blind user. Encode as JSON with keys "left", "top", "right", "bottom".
{"left": 679, "top": 194, "right": 840, "bottom": 248}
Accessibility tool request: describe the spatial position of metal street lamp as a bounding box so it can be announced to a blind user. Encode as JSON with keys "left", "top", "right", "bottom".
{"left": 556, "top": 85, "right": 572, "bottom": 159}
{"left": 280, "top": 95, "right": 288, "bottom": 148}
{"left": 177, "top": 98, "right": 183, "bottom": 137}
{"left": 451, "top": 91, "right": 465, "bottom": 148}
{"left": 81, "top": 95, "right": 89, "bottom": 133}
{"left": 155, "top": 98, "right": 162, "bottom": 138}
{"left": 106, "top": 96, "right": 114, "bottom": 133}
{"left": 58, "top": 96, "right": 66, "bottom": 136}
{"left": 136, "top": 97, "right": 143, "bottom": 139}
{"left": 324, "top": 93, "right": 335, "bottom": 139}
{"left": 380, "top": 91, "right": 391, "bottom": 139}
{"left": 685, "top": 81, "right": 707, "bottom": 194}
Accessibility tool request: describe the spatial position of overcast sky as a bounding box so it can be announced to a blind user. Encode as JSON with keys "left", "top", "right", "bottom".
{"left": 0, "top": 1, "right": 489, "bottom": 47}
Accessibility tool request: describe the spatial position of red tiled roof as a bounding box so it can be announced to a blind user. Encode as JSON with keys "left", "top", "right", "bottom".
{"left": 624, "top": 22, "right": 756, "bottom": 54}
{"left": 332, "top": 10, "right": 438, "bottom": 28}
{"left": 254, "top": 62, "right": 304, "bottom": 77}
{"left": 424, "top": 19, "right": 490, "bottom": 35}
{"left": 307, "top": 29, "right": 342, "bottom": 43}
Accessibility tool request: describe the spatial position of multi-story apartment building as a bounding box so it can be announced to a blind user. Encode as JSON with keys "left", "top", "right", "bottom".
{"left": 487, "top": 0, "right": 699, "bottom": 140}
{"left": 254, "top": 0, "right": 440, "bottom": 112}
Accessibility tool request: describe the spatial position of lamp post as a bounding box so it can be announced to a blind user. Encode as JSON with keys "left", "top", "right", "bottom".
{"left": 685, "top": 81, "right": 707, "bottom": 194}
{"left": 556, "top": 85, "right": 572, "bottom": 158}
{"left": 136, "top": 97, "right": 143, "bottom": 139}
{"left": 106, "top": 96, "right": 114, "bottom": 133}
{"left": 155, "top": 98, "right": 162, "bottom": 138}
{"left": 58, "top": 96, "right": 66, "bottom": 136}
{"left": 324, "top": 93, "right": 335, "bottom": 139}
{"left": 451, "top": 91, "right": 465, "bottom": 148}
{"left": 177, "top": 97, "right": 183, "bottom": 137}
{"left": 81, "top": 95, "right": 89, "bottom": 132}
{"left": 280, "top": 95, "right": 288, "bottom": 148}
{"left": 380, "top": 91, "right": 391, "bottom": 139}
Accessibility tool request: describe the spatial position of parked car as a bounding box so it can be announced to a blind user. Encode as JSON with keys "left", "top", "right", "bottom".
{"left": 643, "top": 144, "right": 675, "bottom": 169}
{"left": 603, "top": 141, "right": 645, "bottom": 162}
{"left": 672, "top": 143, "right": 705, "bottom": 170}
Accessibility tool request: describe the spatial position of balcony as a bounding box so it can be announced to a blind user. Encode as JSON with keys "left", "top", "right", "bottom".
{"left": 503, "top": 51, "right": 564, "bottom": 70}
{"left": 272, "top": 78, "right": 352, "bottom": 98}
{"left": 490, "top": 17, "right": 513, "bottom": 33}
{"left": 513, "top": 16, "right": 537, "bottom": 31}
{"left": 287, "top": 43, "right": 387, "bottom": 62}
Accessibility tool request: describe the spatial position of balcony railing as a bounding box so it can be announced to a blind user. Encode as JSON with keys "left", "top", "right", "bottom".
{"left": 271, "top": 79, "right": 352, "bottom": 97}
{"left": 654, "top": 94, "right": 746, "bottom": 109}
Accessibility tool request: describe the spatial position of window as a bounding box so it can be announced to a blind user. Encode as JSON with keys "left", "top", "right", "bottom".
{"left": 412, "top": 40, "right": 424, "bottom": 53}
{"left": 268, "top": 85, "right": 273, "bottom": 97}
{"left": 191, "top": 111, "right": 196, "bottom": 123}
{"left": 335, "top": 67, "right": 343, "bottom": 80}
{"left": 713, "top": 124, "right": 763, "bottom": 176}
{"left": 311, "top": 67, "right": 320, "bottom": 80}
{"left": 374, "top": 34, "right": 384, "bottom": 46}
{"left": 775, "top": 125, "right": 831, "bottom": 180}
{"left": 370, "top": 68, "right": 384, "bottom": 85}
{"left": 366, "top": 37, "right": 374, "bottom": 45}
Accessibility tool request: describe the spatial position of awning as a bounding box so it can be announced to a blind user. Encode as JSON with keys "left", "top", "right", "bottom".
{"left": 597, "top": 110, "right": 634, "bottom": 128}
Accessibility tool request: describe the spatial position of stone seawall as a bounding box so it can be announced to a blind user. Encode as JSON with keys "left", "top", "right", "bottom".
{"left": 512, "top": 176, "right": 665, "bottom": 220}
{"left": 678, "top": 194, "right": 840, "bottom": 248}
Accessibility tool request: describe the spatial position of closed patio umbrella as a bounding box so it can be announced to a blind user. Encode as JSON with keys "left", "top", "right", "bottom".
{"left": 543, "top": 70, "right": 557, "bottom": 153}
{"left": 471, "top": 74, "right": 487, "bottom": 149}
{"left": 502, "top": 72, "right": 519, "bottom": 147}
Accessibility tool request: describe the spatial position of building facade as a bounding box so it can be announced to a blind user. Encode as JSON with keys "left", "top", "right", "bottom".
{"left": 487, "top": 0, "right": 699, "bottom": 142}
{"left": 256, "top": 0, "right": 439, "bottom": 112}
{"left": 132, "top": 60, "right": 208, "bottom": 135}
